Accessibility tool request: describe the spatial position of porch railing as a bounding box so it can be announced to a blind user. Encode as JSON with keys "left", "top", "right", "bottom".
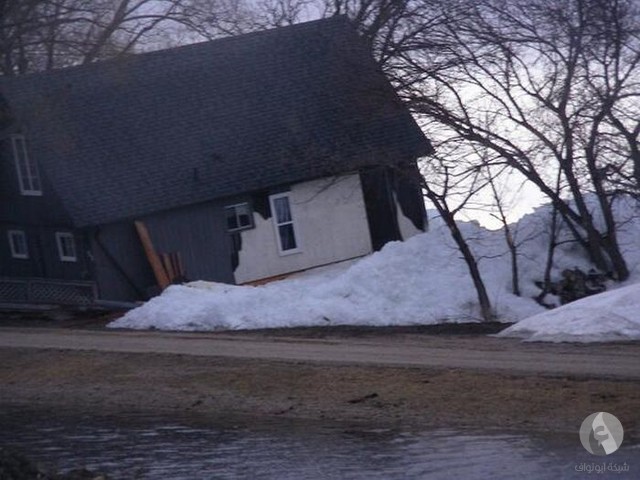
{"left": 0, "top": 277, "right": 97, "bottom": 305}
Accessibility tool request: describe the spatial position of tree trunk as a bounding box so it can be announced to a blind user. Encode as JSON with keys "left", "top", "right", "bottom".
{"left": 447, "top": 219, "right": 494, "bottom": 322}
{"left": 424, "top": 190, "right": 494, "bottom": 322}
{"left": 601, "top": 228, "right": 630, "bottom": 281}
{"left": 507, "top": 228, "right": 520, "bottom": 297}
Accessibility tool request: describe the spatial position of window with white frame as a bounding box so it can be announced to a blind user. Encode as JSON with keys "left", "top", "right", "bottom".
{"left": 8, "top": 230, "right": 28, "bottom": 259}
{"left": 55, "top": 232, "right": 77, "bottom": 262}
{"left": 269, "top": 193, "right": 300, "bottom": 254}
{"left": 11, "top": 134, "right": 42, "bottom": 196}
{"left": 225, "top": 203, "right": 254, "bottom": 232}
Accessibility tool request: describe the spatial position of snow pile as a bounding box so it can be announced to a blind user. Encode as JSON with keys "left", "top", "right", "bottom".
{"left": 109, "top": 196, "right": 640, "bottom": 341}
{"left": 497, "top": 283, "right": 640, "bottom": 342}
{"left": 109, "top": 218, "right": 543, "bottom": 331}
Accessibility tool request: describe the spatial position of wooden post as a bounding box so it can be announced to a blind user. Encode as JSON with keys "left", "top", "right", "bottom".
{"left": 134, "top": 221, "right": 170, "bottom": 290}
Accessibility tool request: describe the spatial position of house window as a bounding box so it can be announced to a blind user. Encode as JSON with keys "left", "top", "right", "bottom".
{"left": 8, "top": 230, "right": 28, "bottom": 259}
{"left": 269, "top": 193, "right": 300, "bottom": 254}
{"left": 55, "top": 232, "right": 77, "bottom": 262}
{"left": 225, "top": 203, "right": 254, "bottom": 231}
{"left": 11, "top": 134, "right": 42, "bottom": 196}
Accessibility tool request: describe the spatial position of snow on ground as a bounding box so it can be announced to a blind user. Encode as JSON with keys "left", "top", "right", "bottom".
{"left": 497, "top": 283, "right": 640, "bottom": 342}
{"left": 109, "top": 196, "right": 640, "bottom": 342}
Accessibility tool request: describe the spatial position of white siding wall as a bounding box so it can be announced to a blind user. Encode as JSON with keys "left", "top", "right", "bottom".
{"left": 234, "top": 174, "right": 372, "bottom": 284}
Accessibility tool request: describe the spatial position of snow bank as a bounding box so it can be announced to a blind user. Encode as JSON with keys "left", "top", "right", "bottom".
{"left": 109, "top": 223, "right": 506, "bottom": 331}
{"left": 109, "top": 217, "right": 546, "bottom": 331}
{"left": 109, "top": 196, "right": 640, "bottom": 341}
{"left": 497, "top": 283, "right": 640, "bottom": 343}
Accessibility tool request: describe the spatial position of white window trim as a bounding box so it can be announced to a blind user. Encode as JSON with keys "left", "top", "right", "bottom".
{"left": 8, "top": 230, "right": 28, "bottom": 259}
{"left": 11, "top": 134, "right": 42, "bottom": 196}
{"left": 269, "top": 193, "right": 302, "bottom": 256}
{"left": 55, "top": 232, "right": 77, "bottom": 262}
{"left": 225, "top": 202, "right": 254, "bottom": 232}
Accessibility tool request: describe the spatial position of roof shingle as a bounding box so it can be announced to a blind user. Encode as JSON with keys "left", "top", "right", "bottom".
{"left": 0, "top": 16, "right": 430, "bottom": 227}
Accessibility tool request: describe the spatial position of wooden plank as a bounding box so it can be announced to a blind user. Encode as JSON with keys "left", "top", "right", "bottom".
{"left": 162, "top": 253, "right": 176, "bottom": 282}
{"left": 134, "top": 221, "right": 170, "bottom": 289}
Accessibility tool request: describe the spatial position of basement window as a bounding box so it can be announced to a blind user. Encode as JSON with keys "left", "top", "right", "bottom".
{"left": 269, "top": 193, "right": 300, "bottom": 255}
{"left": 225, "top": 203, "right": 254, "bottom": 232}
{"left": 55, "top": 232, "right": 77, "bottom": 262}
{"left": 8, "top": 230, "right": 28, "bottom": 259}
{"left": 11, "top": 134, "right": 42, "bottom": 196}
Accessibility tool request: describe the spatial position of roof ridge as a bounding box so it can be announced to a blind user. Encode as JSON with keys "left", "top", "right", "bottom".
{"left": 0, "top": 15, "right": 353, "bottom": 84}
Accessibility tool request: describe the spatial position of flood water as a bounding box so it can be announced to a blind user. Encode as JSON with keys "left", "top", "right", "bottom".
{"left": 0, "top": 409, "right": 637, "bottom": 479}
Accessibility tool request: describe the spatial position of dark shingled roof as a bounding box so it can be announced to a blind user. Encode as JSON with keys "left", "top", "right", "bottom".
{"left": 0, "top": 16, "right": 431, "bottom": 227}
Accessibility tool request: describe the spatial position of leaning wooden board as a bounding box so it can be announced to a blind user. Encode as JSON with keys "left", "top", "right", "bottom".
{"left": 134, "top": 221, "right": 171, "bottom": 289}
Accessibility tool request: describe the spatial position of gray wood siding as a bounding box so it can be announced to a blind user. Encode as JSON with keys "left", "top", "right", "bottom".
{"left": 92, "top": 200, "right": 234, "bottom": 301}
{"left": 1, "top": 135, "right": 88, "bottom": 282}
{"left": 91, "top": 223, "right": 155, "bottom": 302}
{"left": 0, "top": 226, "right": 40, "bottom": 277}
{"left": 0, "top": 137, "right": 74, "bottom": 226}
{"left": 0, "top": 225, "right": 91, "bottom": 281}
{"left": 143, "top": 201, "right": 234, "bottom": 284}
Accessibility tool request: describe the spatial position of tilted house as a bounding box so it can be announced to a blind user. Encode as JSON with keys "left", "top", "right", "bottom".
{"left": 0, "top": 16, "right": 432, "bottom": 305}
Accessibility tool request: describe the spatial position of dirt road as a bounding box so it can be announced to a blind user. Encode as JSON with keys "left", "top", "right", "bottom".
{"left": 1, "top": 326, "right": 639, "bottom": 435}
{"left": 0, "top": 327, "right": 639, "bottom": 379}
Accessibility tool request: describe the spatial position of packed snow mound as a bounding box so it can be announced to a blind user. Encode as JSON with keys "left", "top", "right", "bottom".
{"left": 497, "top": 283, "right": 640, "bottom": 343}
{"left": 109, "top": 220, "right": 545, "bottom": 332}
{"left": 109, "top": 196, "right": 640, "bottom": 336}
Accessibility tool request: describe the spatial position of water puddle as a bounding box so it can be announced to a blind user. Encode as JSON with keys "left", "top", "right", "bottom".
{"left": 0, "top": 410, "right": 636, "bottom": 479}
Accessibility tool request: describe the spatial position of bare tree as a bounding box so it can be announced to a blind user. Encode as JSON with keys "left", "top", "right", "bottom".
{"left": 535, "top": 169, "right": 566, "bottom": 307}
{"left": 419, "top": 134, "right": 495, "bottom": 322}
{"left": 585, "top": 0, "right": 640, "bottom": 195}
{"left": 483, "top": 165, "right": 523, "bottom": 296}
{"left": 400, "top": 0, "right": 639, "bottom": 281}
{"left": 0, "top": 0, "right": 201, "bottom": 75}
